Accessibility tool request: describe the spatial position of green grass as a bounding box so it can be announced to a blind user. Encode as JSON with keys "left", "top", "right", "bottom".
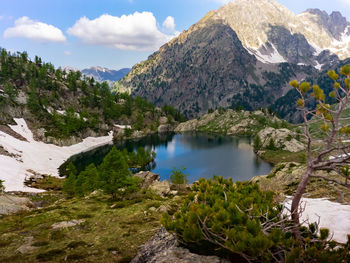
{"left": 0, "top": 192, "right": 183, "bottom": 262}
{"left": 259, "top": 150, "right": 306, "bottom": 165}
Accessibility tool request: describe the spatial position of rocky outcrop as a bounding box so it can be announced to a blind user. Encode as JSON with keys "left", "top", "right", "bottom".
{"left": 0, "top": 194, "right": 34, "bottom": 215}
{"left": 150, "top": 181, "right": 172, "bottom": 197}
{"left": 257, "top": 127, "right": 305, "bottom": 152}
{"left": 157, "top": 124, "right": 173, "bottom": 133}
{"left": 131, "top": 228, "right": 229, "bottom": 263}
{"left": 135, "top": 171, "right": 160, "bottom": 189}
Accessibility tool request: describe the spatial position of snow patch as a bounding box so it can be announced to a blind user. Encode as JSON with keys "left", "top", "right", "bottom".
{"left": 314, "top": 61, "right": 323, "bottom": 71}
{"left": 251, "top": 43, "right": 287, "bottom": 64}
{"left": 0, "top": 118, "right": 113, "bottom": 192}
{"left": 284, "top": 197, "right": 350, "bottom": 243}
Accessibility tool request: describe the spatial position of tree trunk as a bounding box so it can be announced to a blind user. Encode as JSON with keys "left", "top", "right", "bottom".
{"left": 291, "top": 167, "right": 312, "bottom": 241}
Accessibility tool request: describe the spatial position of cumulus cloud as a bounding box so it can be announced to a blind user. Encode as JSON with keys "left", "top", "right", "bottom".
{"left": 3, "top": 17, "right": 66, "bottom": 43}
{"left": 163, "top": 16, "right": 176, "bottom": 32}
{"left": 64, "top": 51, "right": 72, "bottom": 56}
{"left": 67, "top": 12, "right": 177, "bottom": 51}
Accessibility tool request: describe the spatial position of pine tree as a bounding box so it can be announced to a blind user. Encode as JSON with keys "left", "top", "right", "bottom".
{"left": 63, "top": 173, "right": 76, "bottom": 197}
{"left": 99, "top": 146, "right": 138, "bottom": 199}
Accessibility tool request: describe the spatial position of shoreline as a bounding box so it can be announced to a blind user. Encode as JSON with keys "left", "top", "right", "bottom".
{"left": 0, "top": 118, "right": 114, "bottom": 192}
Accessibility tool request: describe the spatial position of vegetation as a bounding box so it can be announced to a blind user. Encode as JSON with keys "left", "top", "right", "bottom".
{"left": 169, "top": 166, "right": 188, "bottom": 189}
{"left": 0, "top": 48, "right": 184, "bottom": 140}
{"left": 0, "top": 190, "right": 181, "bottom": 263}
{"left": 162, "top": 177, "right": 350, "bottom": 262}
{"left": 0, "top": 179, "right": 4, "bottom": 193}
{"left": 289, "top": 66, "right": 350, "bottom": 240}
{"left": 63, "top": 147, "right": 150, "bottom": 199}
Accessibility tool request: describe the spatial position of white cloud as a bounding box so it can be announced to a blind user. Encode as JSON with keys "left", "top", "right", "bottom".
{"left": 67, "top": 12, "right": 176, "bottom": 51}
{"left": 64, "top": 51, "right": 71, "bottom": 56}
{"left": 3, "top": 17, "right": 66, "bottom": 43}
{"left": 163, "top": 16, "right": 176, "bottom": 32}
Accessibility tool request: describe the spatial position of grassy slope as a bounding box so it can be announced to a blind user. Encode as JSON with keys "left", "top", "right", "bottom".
{"left": 0, "top": 192, "right": 181, "bottom": 262}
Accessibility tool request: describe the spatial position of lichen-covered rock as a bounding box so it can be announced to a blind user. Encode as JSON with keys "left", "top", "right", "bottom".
{"left": 135, "top": 171, "right": 160, "bottom": 188}
{"left": 150, "top": 180, "right": 171, "bottom": 196}
{"left": 257, "top": 127, "right": 305, "bottom": 152}
{"left": 131, "top": 228, "right": 229, "bottom": 263}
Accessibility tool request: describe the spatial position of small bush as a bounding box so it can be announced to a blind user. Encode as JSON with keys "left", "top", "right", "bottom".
{"left": 169, "top": 166, "right": 188, "bottom": 189}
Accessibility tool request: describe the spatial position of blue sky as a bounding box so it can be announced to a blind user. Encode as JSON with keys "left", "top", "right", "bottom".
{"left": 0, "top": 0, "right": 349, "bottom": 70}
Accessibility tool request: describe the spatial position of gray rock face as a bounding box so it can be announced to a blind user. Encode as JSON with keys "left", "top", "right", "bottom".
{"left": 0, "top": 194, "right": 34, "bottom": 215}
{"left": 305, "top": 9, "right": 350, "bottom": 41}
{"left": 131, "top": 228, "right": 229, "bottom": 263}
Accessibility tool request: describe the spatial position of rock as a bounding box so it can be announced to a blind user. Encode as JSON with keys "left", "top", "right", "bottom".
{"left": 150, "top": 181, "right": 171, "bottom": 196}
{"left": 159, "top": 117, "right": 168, "bottom": 125}
{"left": 0, "top": 194, "right": 34, "bottom": 215}
{"left": 157, "top": 205, "right": 168, "bottom": 213}
{"left": 157, "top": 124, "right": 172, "bottom": 133}
{"left": 257, "top": 127, "right": 305, "bottom": 152}
{"left": 227, "top": 119, "right": 256, "bottom": 135}
{"left": 51, "top": 219, "right": 85, "bottom": 229}
{"left": 174, "top": 119, "right": 198, "bottom": 132}
{"left": 131, "top": 228, "right": 229, "bottom": 263}
{"left": 134, "top": 171, "right": 160, "bottom": 189}
{"left": 113, "top": 126, "right": 125, "bottom": 140}
{"left": 17, "top": 236, "right": 37, "bottom": 254}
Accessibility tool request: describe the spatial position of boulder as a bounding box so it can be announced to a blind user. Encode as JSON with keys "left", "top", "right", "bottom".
{"left": 17, "top": 236, "right": 37, "bottom": 254}
{"left": 135, "top": 171, "right": 160, "bottom": 188}
{"left": 157, "top": 124, "right": 172, "bottom": 133}
{"left": 131, "top": 228, "right": 229, "bottom": 263}
{"left": 150, "top": 180, "right": 171, "bottom": 196}
{"left": 0, "top": 194, "right": 34, "bottom": 215}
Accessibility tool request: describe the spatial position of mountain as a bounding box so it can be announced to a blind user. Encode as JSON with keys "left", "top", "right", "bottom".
{"left": 81, "top": 66, "right": 130, "bottom": 83}
{"left": 117, "top": 0, "right": 349, "bottom": 120}
{"left": 0, "top": 48, "right": 180, "bottom": 146}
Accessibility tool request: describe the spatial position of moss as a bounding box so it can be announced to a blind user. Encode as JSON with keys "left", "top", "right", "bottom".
{"left": 0, "top": 192, "right": 182, "bottom": 262}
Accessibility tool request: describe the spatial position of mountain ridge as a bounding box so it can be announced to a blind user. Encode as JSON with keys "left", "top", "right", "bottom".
{"left": 117, "top": 0, "right": 350, "bottom": 121}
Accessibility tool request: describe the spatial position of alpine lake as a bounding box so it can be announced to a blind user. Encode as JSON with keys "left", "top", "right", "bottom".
{"left": 61, "top": 132, "right": 273, "bottom": 183}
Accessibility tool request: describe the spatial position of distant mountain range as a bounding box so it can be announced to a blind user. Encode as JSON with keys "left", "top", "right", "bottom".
{"left": 62, "top": 66, "right": 130, "bottom": 85}
{"left": 116, "top": 0, "right": 350, "bottom": 122}
{"left": 81, "top": 67, "right": 130, "bottom": 83}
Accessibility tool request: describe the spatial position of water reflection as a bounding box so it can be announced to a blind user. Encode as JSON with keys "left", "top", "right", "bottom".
{"left": 61, "top": 132, "right": 272, "bottom": 183}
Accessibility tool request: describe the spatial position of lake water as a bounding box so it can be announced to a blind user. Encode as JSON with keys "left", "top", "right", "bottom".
{"left": 64, "top": 132, "right": 272, "bottom": 183}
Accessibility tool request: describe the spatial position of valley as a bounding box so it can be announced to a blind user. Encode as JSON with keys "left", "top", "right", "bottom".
{"left": 1, "top": 0, "right": 350, "bottom": 262}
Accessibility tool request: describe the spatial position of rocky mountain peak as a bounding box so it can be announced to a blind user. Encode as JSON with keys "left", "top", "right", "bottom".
{"left": 303, "top": 8, "right": 350, "bottom": 41}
